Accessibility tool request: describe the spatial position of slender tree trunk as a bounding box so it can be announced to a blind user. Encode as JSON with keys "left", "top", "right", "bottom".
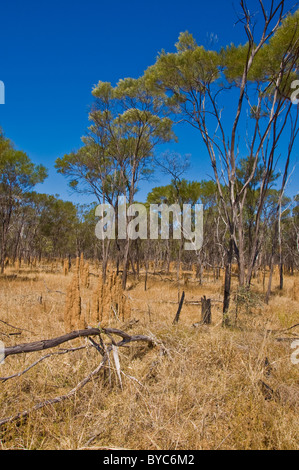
{"left": 166, "top": 238, "right": 171, "bottom": 274}
{"left": 102, "top": 239, "right": 111, "bottom": 284}
{"left": 129, "top": 251, "right": 136, "bottom": 279}
{"left": 144, "top": 239, "right": 150, "bottom": 291}
{"left": 236, "top": 203, "right": 246, "bottom": 287}
{"left": 0, "top": 223, "right": 9, "bottom": 274}
{"left": 279, "top": 262, "right": 284, "bottom": 291}
{"left": 122, "top": 238, "right": 130, "bottom": 289}
{"left": 266, "top": 218, "right": 278, "bottom": 304}
{"left": 278, "top": 201, "right": 284, "bottom": 290}
{"left": 13, "top": 223, "right": 23, "bottom": 264}
{"left": 237, "top": 230, "right": 246, "bottom": 286}
{"left": 122, "top": 177, "right": 135, "bottom": 289}
{"left": 266, "top": 258, "right": 274, "bottom": 305}
{"left": 223, "top": 239, "right": 233, "bottom": 321}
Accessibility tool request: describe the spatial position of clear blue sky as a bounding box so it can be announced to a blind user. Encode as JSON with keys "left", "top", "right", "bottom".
{"left": 0, "top": 0, "right": 298, "bottom": 203}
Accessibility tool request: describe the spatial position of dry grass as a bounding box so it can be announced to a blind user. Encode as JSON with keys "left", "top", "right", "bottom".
{"left": 0, "top": 262, "right": 298, "bottom": 450}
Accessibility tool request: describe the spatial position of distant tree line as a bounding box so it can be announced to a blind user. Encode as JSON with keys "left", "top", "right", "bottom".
{"left": 1, "top": 127, "right": 298, "bottom": 284}
{"left": 1, "top": 1, "right": 298, "bottom": 318}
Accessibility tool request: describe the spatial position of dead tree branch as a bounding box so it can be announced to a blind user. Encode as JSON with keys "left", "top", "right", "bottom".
{"left": 0, "top": 353, "right": 109, "bottom": 427}
{"left": 0, "top": 346, "right": 86, "bottom": 383}
{"left": 0, "top": 327, "right": 155, "bottom": 427}
{"left": 3, "top": 327, "right": 154, "bottom": 358}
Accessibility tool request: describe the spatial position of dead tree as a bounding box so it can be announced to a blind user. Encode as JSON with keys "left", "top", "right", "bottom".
{"left": 173, "top": 291, "right": 185, "bottom": 325}
{"left": 148, "top": 0, "right": 298, "bottom": 318}
{"left": 201, "top": 296, "right": 212, "bottom": 325}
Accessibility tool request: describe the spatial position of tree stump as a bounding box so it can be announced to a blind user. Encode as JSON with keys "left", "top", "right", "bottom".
{"left": 201, "top": 296, "right": 211, "bottom": 324}
{"left": 173, "top": 291, "right": 185, "bottom": 325}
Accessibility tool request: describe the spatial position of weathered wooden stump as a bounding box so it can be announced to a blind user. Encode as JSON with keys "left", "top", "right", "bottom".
{"left": 173, "top": 291, "right": 185, "bottom": 325}
{"left": 201, "top": 296, "right": 211, "bottom": 324}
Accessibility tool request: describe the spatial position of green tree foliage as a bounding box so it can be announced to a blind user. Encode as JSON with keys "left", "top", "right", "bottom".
{"left": 0, "top": 130, "right": 47, "bottom": 271}
{"left": 56, "top": 76, "right": 176, "bottom": 286}
{"left": 144, "top": 3, "right": 299, "bottom": 312}
{"left": 56, "top": 77, "right": 175, "bottom": 205}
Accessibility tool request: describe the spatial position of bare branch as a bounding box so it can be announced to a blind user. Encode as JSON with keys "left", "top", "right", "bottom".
{"left": 0, "top": 346, "right": 86, "bottom": 383}
{"left": 4, "top": 327, "right": 154, "bottom": 358}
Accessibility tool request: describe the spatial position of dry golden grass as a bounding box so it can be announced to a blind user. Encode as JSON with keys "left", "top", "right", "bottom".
{"left": 0, "top": 262, "right": 298, "bottom": 450}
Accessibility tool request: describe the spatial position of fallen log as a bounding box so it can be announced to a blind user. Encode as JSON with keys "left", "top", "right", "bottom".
{"left": 0, "top": 327, "right": 156, "bottom": 427}
{"left": 4, "top": 327, "right": 154, "bottom": 358}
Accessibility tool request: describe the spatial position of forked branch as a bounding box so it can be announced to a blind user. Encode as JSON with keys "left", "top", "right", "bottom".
{"left": 3, "top": 327, "right": 154, "bottom": 358}
{"left": 0, "top": 326, "right": 155, "bottom": 427}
